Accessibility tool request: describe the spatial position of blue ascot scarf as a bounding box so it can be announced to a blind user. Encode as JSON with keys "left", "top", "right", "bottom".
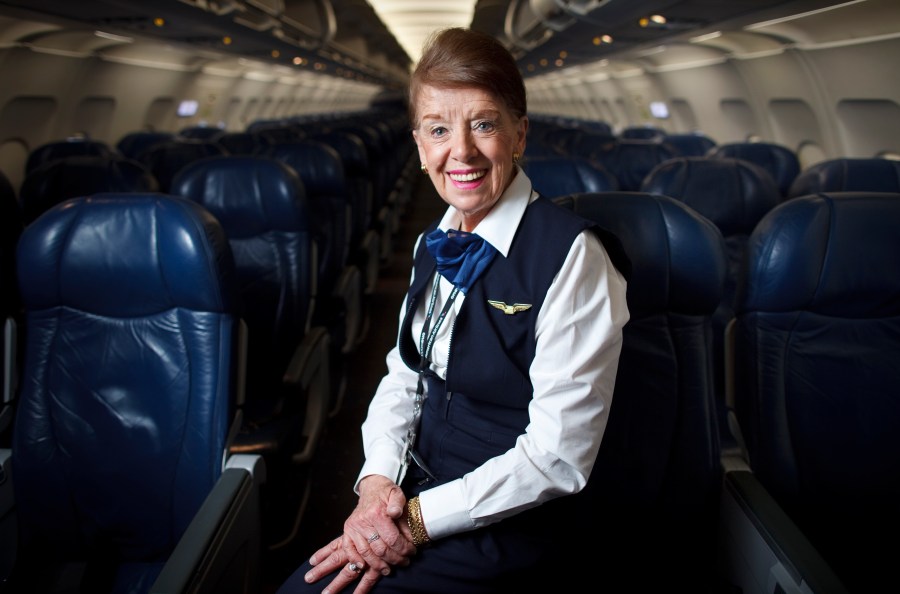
{"left": 424, "top": 228, "right": 498, "bottom": 294}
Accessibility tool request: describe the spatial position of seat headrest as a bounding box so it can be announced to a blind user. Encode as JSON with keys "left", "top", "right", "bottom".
{"left": 17, "top": 193, "right": 239, "bottom": 317}
{"left": 788, "top": 157, "right": 900, "bottom": 197}
{"left": 556, "top": 191, "right": 726, "bottom": 316}
{"left": 522, "top": 156, "right": 618, "bottom": 197}
{"left": 739, "top": 191, "right": 900, "bottom": 316}
{"left": 641, "top": 156, "right": 780, "bottom": 236}
{"left": 19, "top": 155, "right": 159, "bottom": 224}
{"left": 268, "top": 140, "right": 348, "bottom": 196}
{"left": 312, "top": 131, "right": 370, "bottom": 175}
{"left": 25, "top": 138, "right": 114, "bottom": 174}
{"left": 710, "top": 141, "right": 800, "bottom": 195}
{"left": 171, "top": 155, "right": 310, "bottom": 239}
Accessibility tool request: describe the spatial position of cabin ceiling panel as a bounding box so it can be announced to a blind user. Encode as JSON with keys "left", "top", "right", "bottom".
{"left": 470, "top": 0, "right": 851, "bottom": 76}
{"left": 0, "top": 0, "right": 878, "bottom": 86}
{"left": 0, "top": 14, "right": 59, "bottom": 45}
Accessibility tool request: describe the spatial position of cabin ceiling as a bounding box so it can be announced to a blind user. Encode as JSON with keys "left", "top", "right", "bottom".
{"left": 0, "top": 0, "right": 856, "bottom": 88}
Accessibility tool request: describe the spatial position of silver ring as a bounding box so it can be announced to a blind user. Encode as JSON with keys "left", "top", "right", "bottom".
{"left": 367, "top": 532, "right": 380, "bottom": 543}
{"left": 348, "top": 562, "right": 362, "bottom": 573}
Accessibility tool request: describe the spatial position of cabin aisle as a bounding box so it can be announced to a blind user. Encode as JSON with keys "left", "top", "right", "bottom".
{"left": 262, "top": 173, "right": 446, "bottom": 592}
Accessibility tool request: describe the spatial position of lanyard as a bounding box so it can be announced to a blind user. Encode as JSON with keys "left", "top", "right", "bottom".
{"left": 399, "top": 272, "right": 460, "bottom": 484}
{"left": 418, "top": 272, "right": 461, "bottom": 373}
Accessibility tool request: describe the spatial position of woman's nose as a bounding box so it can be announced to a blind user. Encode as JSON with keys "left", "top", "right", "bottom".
{"left": 451, "top": 130, "right": 478, "bottom": 161}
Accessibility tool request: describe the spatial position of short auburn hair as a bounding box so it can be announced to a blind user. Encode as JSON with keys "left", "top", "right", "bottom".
{"left": 408, "top": 27, "right": 527, "bottom": 128}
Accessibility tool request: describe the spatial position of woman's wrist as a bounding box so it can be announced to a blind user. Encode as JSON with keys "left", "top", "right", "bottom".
{"left": 406, "top": 496, "right": 430, "bottom": 548}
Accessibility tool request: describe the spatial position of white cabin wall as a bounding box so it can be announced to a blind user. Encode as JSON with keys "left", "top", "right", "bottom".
{"left": 653, "top": 62, "right": 754, "bottom": 143}
{"left": 803, "top": 36, "right": 900, "bottom": 159}
{"left": 0, "top": 39, "right": 384, "bottom": 192}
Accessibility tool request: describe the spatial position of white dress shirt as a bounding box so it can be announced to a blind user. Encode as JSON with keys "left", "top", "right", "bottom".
{"left": 356, "top": 169, "right": 630, "bottom": 540}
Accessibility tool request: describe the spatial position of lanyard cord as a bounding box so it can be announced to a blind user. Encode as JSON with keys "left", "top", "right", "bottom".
{"left": 418, "top": 272, "right": 461, "bottom": 369}
{"left": 399, "top": 272, "right": 459, "bottom": 483}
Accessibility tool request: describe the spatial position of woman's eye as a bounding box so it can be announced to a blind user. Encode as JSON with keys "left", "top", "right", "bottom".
{"left": 430, "top": 126, "right": 447, "bottom": 138}
{"left": 475, "top": 121, "right": 495, "bottom": 132}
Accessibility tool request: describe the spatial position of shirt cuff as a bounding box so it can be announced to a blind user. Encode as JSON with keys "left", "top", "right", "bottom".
{"left": 417, "top": 479, "right": 475, "bottom": 540}
{"left": 354, "top": 443, "right": 404, "bottom": 494}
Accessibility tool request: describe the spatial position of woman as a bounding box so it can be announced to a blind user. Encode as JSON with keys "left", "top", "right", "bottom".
{"left": 277, "top": 27, "right": 630, "bottom": 594}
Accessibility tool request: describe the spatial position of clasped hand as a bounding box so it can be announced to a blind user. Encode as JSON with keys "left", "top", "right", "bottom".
{"left": 302, "top": 475, "right": 418, "bottom": 594}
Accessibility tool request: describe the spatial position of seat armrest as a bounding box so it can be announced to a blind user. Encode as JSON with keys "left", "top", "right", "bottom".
{"left": 358, "top": 229, "right": 381, "bottom": 296}
{"left": 151, "top": 454, "right": 265, "bottom": 594}
{"left": 282, "top": 326, "right": 331, "bottom": 464}
{"left": 718, "top": 469, "right": 850, "bottom": 594}
{"left": 331, "top": 264, "right": 364, "bottom": 354}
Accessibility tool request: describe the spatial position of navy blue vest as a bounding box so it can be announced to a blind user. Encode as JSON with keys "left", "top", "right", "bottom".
{"left": 398, "top": 196, "right": 625, "bottom": 480}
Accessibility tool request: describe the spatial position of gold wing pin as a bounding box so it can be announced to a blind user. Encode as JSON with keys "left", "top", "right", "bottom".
{"left": 487, "top": 300, "right": 533, "bottom": 315}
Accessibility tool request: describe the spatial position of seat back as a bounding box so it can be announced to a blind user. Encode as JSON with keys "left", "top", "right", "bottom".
{"left": 24, "top": 138, "right": 114, "bottom": 175}
{"left": 216, "top": 131, "right": 272, "bottom": 156}
{"left": 172, "top": 155, "right": 317, "bottom": 389}
{"left": 728, "top": 191, "right": 900, "bottom": 593}
{"left": 267, "top": 140, "right": 352, "bottom": 294}
{"left": 641, "top": 156, "right": 781, "bottom": 447}
{"left": 137, "top": 138, "right": 227, "bottom": 192}
{"left": 115, "top": 131, "right": 175, "bottom": 161}
{"left": 11, "top": 193, "right": 245, "bottom": 592}
{"left": 171, "top": 156, "right": 332, "bottom": 547}
{"left": 590, "top": 139, "right": 678, "bottom": 190}
{"left": 18, "top": 154, "right": 159, "bottom": 225}
{"left": 788, "top": 157, "right": 900, "bottom": 197}
{"left": 619, "top": 125, "right": 666, "bottom": 141}
{"left": 555, "top": 191, "right": 726, "bottom": 589}
{"left": 709, "top": 141, "right": 800, "bottom": 197}
{"left": 178, "top": 125, "right": 225, "bottom": 141}
{"left": 664, "top": 132, "right": 717, "bottom": 156}
{"left": 520, "top": 155, "right": 618, "bottom": 197}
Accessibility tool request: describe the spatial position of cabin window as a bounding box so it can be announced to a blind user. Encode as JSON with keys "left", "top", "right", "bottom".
{"left": 837, "top": 99, "right": 900, "bottom": 158}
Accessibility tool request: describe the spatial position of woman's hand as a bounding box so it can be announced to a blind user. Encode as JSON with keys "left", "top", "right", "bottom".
{"left": 302, "top": 475, "right": 417, "bottom": 593}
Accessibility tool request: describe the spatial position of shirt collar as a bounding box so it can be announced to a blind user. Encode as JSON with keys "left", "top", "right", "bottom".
{"left": 436, "top": 166, "right": 536, "bottom": 258}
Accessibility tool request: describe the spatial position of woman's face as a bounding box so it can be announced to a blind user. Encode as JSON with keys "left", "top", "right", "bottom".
{"left": 412, "top": 85, "right": 527, "bottom": 232}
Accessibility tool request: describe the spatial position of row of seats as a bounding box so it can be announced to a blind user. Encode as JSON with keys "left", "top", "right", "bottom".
{"left": 0, "top": 107, "right": 419, "bottom": 593}
{"left": 525, "top": 151, "right": 900, "bottom": 450}
{"left": 552, "top": 188, "right": 900, "bottom": 592}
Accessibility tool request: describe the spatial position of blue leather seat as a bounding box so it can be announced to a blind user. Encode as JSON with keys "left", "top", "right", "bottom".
{"left": 266, "top": 140, "right": 366, "bottom": 358}
{"left": 137, "top": 138, "right": 226, "bottom": 192}
{"left": 619, "top": 125, "right": 667, "bottom": 141}
{"left": 641, "top": 156, "right": 780, "bottom": 449}
{"left": 18, "top": 154, "right": 159, "bottom": 225}
{"left": 25, "top": 137, "right": 114, "bottom": 175}
{"left": 554, "top": 191, "right": 726, "bottom": 590}
{"left": 115, "top": 131, "right": 175, "bottom": 161}
{"left": 709, "top": 141, "right": 800, "bottom": 198}
{"left": 311, "top": 130, "right": 381, "bottom": 296}
{"left": 216, "top": 131, "right": 272, "bottom": 156}
{"left": 788, "top": 156, "right": 900, "bottom": 197}
{"left": 178, "top": 125, "right": 225, "bottom": 141}
{"left": 170, "top": 156, "right": 332, "bottom": 548}
{"left": 0, "top": 193, "right": 263, "bottom": 593}
{"left": 664, "top": 132, "right": 717, "bottom": 156}
{"left": 726, "top": 191, "right": 900, "bottom": 594}
{"left": 590, "top": 139, "right": 679, "bottom": 190}
{"left": 520, "top": 155, "right": 618, "bottom": 197}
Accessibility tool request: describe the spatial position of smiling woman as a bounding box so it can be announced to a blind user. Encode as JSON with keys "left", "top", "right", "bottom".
{"left": 274, "top": 27, "right": 630, "bottom": 593}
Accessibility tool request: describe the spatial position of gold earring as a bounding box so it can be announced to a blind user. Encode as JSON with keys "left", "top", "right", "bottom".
{"left": 421, "top": 162, "right": 428, "bottom": 174}
{"left": 513, "top": 152, "right": 520, "bottom": 165}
